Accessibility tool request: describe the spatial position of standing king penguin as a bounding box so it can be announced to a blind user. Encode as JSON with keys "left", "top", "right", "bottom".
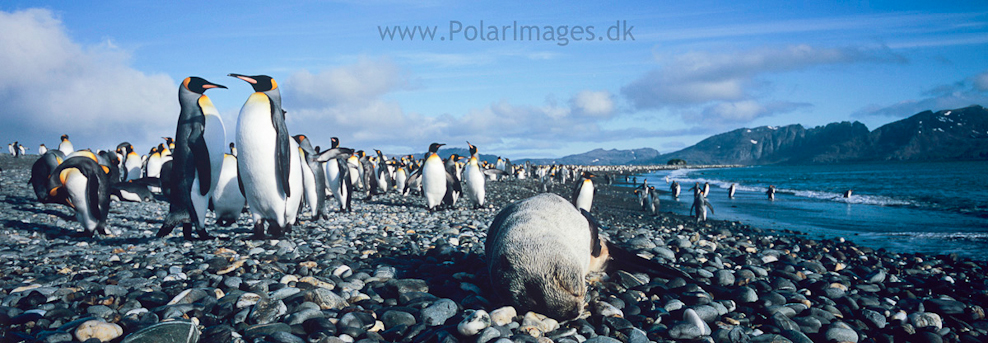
{"left": 572, "top": 171, "right": 596, "bottom": 212}
{"left": 324, "top": 137, "right": 353, "bottom": 213}
{"left": 420, "top": 143, "right": 460, "bottom": 211}
{"left": 58, "top": 134, "right": 74, "bottom": 155}
{"left": 230, "top": 74, "right": 303, "bottom": 239}
{"left": 462, "top": 142, "right": 487, "bottom": 209}
{"left": 294, "top": 134, "right": 329, "bottom": 220}
{"left": 157, "top": 77, "right": 227, "bottom": 240}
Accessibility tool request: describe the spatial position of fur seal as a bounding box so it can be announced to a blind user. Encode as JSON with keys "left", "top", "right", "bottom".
{"left": 485, "top": 193, "right": 692, "bottom": 320}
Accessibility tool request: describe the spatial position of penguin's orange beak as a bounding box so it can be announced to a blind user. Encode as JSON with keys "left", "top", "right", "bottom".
{"left": 229, "top": 73, "right": 256, "bottom": 84}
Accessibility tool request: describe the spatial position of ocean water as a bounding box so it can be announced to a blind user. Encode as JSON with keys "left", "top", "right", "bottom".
{"left": 630, "top": 161, "right": 988, "bottom": 261}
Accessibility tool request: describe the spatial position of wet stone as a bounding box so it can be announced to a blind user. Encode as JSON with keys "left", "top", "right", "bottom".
{"left": 120, "top": 320, "right": 201, "bottom": 343}
{"left": 421, "top": 298, "right": 458, "bottom": 326}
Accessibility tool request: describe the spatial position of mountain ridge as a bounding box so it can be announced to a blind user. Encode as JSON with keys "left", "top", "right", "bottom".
{"left": 516, "top": 105, "right": 988, "bottom": 165}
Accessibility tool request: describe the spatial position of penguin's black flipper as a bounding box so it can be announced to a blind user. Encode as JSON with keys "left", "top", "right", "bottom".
{"left": 82, "top": 162, "right": 105, "bottom": 221}
{"left": 272, "top": 101, "right": 291, "bottom": 197}
{"left": 314, "top": 148, "right": 354, "bottom": 162}
{"left": 404, "top": 169, "right": 421, "bottom": 195}
{"left": 571, "top": 181, "right": 581, "bottom": 206}
{"left": 191, "top": 137, "right": 211, "bottom": 196}
{"left": 482, "top": 168, "right": 507, "bottom": 177}
{"left": 95, "top": 168, "right": 111, "bottom": 220}
{"left": 236, "top": 160, "right": 246, "bottom": 197}
{"left": 446, "top": 171, "right": 463, "bottom": 194}
{"left": 580, "top": 209, "right": 603, "bottom": 257}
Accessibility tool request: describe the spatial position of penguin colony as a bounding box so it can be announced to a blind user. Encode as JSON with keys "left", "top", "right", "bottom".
{"left": 16, "top": 74, "right": 796, "bottom": 321}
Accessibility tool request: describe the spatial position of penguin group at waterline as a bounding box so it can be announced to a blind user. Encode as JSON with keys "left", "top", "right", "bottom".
{"left": 8, "top": 74, "right": 795, "bottom": 321}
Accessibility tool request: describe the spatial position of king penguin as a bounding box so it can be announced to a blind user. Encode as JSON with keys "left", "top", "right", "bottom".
{"left": 572, "top": 171, "right": 596, "bottom": 212}
{"left": 123, "top": 144, "right": 143, "bottom": 181}
{"left": 324, "top": 137, "right": 353, "bottom": 213}
{"left": 671, "top": 181, "right": 681, "bottom": 199}
{"left": 728, "top": 183, "right": 737, "bottom": 199}
{"left": 46, "top": 154, "right": 112, "bottom": 237}
{"left": 144, "top": 145, "right": 164, "bottom": 178}
{"left": 38, "top": 144, "right": 48, "bottom": 156}
{"left": 230, "top": 73, "right": 303, "bottom": 239}
{"left": 294, "top": 134, "right": 328, "bottom": 220}
{"left": 485, "top": 193, "right": 692, "bottom": 320}
{"left": 212, "top": 143, "right": 246, "bottom": 226}
{"left": 420, "top": 142, "right": 459, "bottom": 211}
{"left": 394, "top": 161, "right": 409, "bottom": 198}
{"left": 462, "top": 142, "right": 487, "bottom": 209}
{"left": 690, "top": 186, "right": 714, "bottom": 223}
{"left": 157, "top": 77, "right": 227, "bottom": 240}
{"left": 58, "top": 134, "right": 74, "bottom": 155}
{"left": 766, "top": 185, "right": 776, "bottom": 200}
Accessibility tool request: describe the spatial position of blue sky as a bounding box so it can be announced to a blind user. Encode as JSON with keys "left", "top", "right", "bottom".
{"left": 1, "top": 1, "right": 986, "bottom": 158}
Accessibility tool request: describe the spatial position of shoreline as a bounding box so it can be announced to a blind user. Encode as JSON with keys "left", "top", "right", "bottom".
{"left": 1, "top": 156, "right": 986, "bottom": 343}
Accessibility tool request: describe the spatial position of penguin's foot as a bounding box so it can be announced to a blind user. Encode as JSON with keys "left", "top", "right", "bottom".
{"left": 250, "top": 222, "right": 266, "bottom": 240}
{"left": 182, "top": 224, "right": 194, "bottom": 241}
{"left": 74, "top": 230, "right": 96, "bottom": 238}
{"left": 156, "top": 224, "right": 175, "bottom": 238}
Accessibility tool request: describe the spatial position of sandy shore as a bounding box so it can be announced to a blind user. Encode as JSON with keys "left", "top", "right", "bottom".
{"left": 0, "top": 154, "right": 986, "bottom": 343}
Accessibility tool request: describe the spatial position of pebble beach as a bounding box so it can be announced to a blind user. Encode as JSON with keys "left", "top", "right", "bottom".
{"left": 1, "top": 155, "right": 986, "bottom": 343}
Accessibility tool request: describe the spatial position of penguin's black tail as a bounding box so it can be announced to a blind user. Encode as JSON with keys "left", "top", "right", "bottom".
{"left": 606, "top": 241, "right": 695, "bottom": 283}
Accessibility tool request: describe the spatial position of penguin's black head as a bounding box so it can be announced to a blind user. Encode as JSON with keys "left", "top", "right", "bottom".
{"left": 331, "top": 137, "right": 339, "bottom": 148}
{"left": 182, "top": 76, "right": 227, "bottom": 94}
{"left": 428, "top": 143, "right": 445, "bottom": 153}
{"left": 229, "top": 74, "right": 278, "bottom": 92}
{"left": 293, "top": 134, "right": 307, "bottom": 143}
{"left": 467, "top": 141, "right": 477, "bottom": 156}
{"left": 229, "top": 142, "right": 235, "bottom": 149}
{"left": 61, "top": 134, "right": 69, "bottom": 141}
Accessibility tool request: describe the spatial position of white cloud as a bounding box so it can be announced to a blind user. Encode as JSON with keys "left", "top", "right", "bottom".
{"left": 282, "top": 59, "right": 631, "bottom": 154}
{"left": 571, "top": 90, "right": 615, "bottom": 118}
{"left": 974, "top": 71, "right": 988, "bottom": 92}
{"left": 622, "top": 45, "right": 904, "bottom": 109}
{"left": 855, "top": 70, "right": 988, "bottom": 118}
{"left": 0, "top": 8, "right": 176, "bottom": 151}
{"left": 685, "top": 101, "right": 810, "bottom": 130}
{"left": 286, "top": 57, "right": 410, "bottom": 107}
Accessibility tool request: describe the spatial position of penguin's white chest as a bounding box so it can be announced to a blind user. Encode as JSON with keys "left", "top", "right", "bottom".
{"left": 236, "top": 93, "right": 284, "bottom": 220}
{"left": 63, "top": 169, "right": 98, "bottom": 230}
{"left": 463, "top": 162, "right": 485, "bottom": 204}
{"left": 576, "top": 180, "right": 594, "bottom": 211}
{"left": 422, "top": 155, "right": 446, "bottom": 207}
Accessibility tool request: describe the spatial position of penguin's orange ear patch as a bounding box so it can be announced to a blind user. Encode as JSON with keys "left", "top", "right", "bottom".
{"left": 101, "top": 165, "right": 110, "bottom": 174}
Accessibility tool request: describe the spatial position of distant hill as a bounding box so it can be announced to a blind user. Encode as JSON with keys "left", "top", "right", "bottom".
{"left": 641, "top": 105, "right": 988, "bottom": 165}
{"left": 522, "top": 148, "right": 660, "bottom": 165}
